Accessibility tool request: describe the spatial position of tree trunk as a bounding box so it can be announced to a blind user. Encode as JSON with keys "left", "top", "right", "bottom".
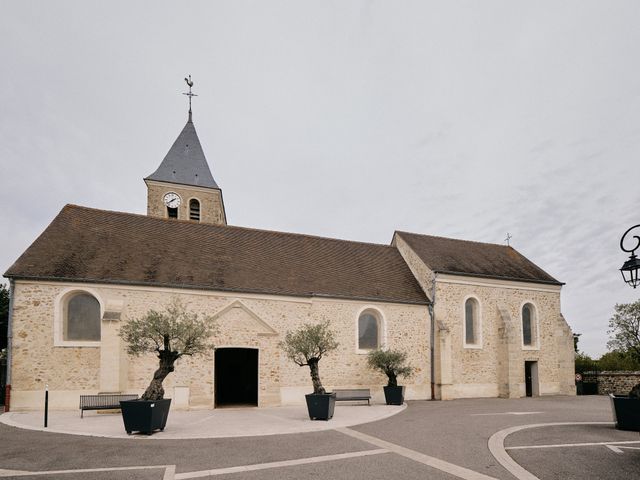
{"left": 386, "top": 369, "right": 398, "bottom": 387}
{"left": 308, "top": 358, "right": 325, "bottom": 394}
{"left": 141, "top": 351, "right": 179, "bottom": 401}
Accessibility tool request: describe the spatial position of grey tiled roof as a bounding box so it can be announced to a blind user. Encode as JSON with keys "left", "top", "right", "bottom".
{"left": 395, "top": 231, "right": 562, "bottom": 285}
{"left": 145, "top": 117, "right": 219, "bottom": 189}
{"left": 5, "top": 205, "right": 429, "bottom": 305}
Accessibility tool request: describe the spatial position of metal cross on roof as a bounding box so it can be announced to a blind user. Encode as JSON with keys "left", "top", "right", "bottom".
{"left": 504, "top": 232, "right": 513, "bottom": 246}
{"left": 183, "top": 75, "right": 198, "bottom": 118}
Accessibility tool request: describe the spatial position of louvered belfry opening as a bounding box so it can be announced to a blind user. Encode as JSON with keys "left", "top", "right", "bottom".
{"left": 189, "top": 199, "right": 200, "bottom": 221}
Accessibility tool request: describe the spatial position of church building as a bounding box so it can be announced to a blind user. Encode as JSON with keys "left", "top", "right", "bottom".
{"left": 3, "top": 95, "right": 575, "bottom": 411}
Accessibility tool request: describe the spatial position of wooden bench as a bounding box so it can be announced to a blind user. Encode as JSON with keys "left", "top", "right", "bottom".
{"left": 334, "top": 389, "right": 371, "bottom": 405}
{"left": 79, "top": 393, "right": 138, "bottom": 418}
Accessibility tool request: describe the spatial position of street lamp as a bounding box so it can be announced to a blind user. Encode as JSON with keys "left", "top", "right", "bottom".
{"left": 620, "top": 224, "right": 640, "bottom": 288}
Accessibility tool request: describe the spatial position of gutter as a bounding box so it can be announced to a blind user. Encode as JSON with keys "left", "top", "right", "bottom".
{"left": 429, "top": 273, "right": 437, "bottom": 400}
{"left": 4, "top": 279, "right": 14, "bottom": 411}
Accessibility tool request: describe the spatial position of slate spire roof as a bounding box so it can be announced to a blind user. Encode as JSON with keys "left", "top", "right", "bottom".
{"left": 145, "top": 114, "right": 219, "bottom": 189}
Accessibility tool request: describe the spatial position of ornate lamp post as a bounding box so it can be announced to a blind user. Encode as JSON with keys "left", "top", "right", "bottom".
{"left": 620, "top": 224, "right": 640, "bottom": 288}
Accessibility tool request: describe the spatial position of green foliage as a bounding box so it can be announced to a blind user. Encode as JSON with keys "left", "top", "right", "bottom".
{"left": 598, "top": 350, "right": 640, "bottom": 371}
{"left": 367, "top": 349, "right": 414, "bottom": 387}
{"left": 607, "top": 300, "right": 640, "bottom": 361}
{"left": 279, "top": 320, "right": 339, "bottom": 367}
{"left": 0, "top": 282, "right": 9, "bottom": 351}
{"left": 119, "top": 298, "right": 217, "bottom": 359}
{"left": 574, "top": 352, "right": 597, "bottom": 373}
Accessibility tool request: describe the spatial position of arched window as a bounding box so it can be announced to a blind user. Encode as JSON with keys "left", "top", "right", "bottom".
{"left": 522, "top": 303, "right": 536, "bottom": 347}
{"left": 464, "top": 297, "right": 480, "bottom": 347}
{"left": 64, "top": 293, "right": 101, "bottom": 341}
{"left": 358, "top": 311, "right": 381, "bottom": 350}
{"left": 189, "top": 199, "right": 200, "bottom": 221}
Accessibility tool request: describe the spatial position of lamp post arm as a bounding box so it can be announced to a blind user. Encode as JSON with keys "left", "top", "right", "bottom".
{"left": 620, "top": 224, "right": 640, "bottom": 255}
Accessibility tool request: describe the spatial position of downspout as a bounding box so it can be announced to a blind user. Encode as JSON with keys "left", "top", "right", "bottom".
{"left": 428, "top": 273, "right": 437, "bottom": 400}
{"left": 4, "top": 279, "right": 15, "bottom": 411}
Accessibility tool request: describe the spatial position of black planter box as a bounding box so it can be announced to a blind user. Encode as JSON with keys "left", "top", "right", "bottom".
{"left": 383, "top": 386, "right": 405, "bottom": 405}
{"left": 610, "top": 394, "right": 640, "bottom": 431}
{"left": 120, "top": 398, "right": 171, "bottom": 435}
{"left": 305, "top": 392, "right": 336, "bottom": 420}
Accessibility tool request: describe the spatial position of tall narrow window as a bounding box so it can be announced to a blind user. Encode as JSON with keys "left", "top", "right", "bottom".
{"left": 465, "top": 298, "right": 477, "bottom": 345}
{"left": 65, "top": 293, "right": 100, "bottom": 341}
{"left": 189, "top": 199, "right": 200, "bottom": 221}
{"left": 358, "top": 311, "right": 380, "bottom": 350}
{"left": 522, "top": 303, "right": 535, "bottom": 346}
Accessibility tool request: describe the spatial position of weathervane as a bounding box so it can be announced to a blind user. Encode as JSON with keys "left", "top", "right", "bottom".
{"left": 183, "top": 75, "right": 197, "bottom": 119}
{"left": 504, "top": 232, "right": 512, "bottom": 246}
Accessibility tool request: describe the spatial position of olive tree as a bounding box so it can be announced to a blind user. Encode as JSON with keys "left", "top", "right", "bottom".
{"left": 280, "top": 320, "right": 338, "bottom": 394}
{"left": 119, "top": 299, "right": 217, "bottom": 401}
{"left": 367, "top": 349, "right": 414, "bottom": 387}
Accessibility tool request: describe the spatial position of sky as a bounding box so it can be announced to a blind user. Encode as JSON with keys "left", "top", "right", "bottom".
{"left": 1, "top": 1, "right": 639, "bottom": 357}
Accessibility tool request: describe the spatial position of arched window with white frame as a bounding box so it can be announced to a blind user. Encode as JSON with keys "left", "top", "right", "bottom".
{"left": 464, "top": 297, "right": 481, "bottom": 347}
{"left": 522, "top": 302, "right": 538, "bottom": 347}
{"left": 189, "top": 198, "right": 201, "bottom": 221}
{"left": 358, "top": 310, "right": 382, "bottom": 351}
{"left": 64, "top": 292, "right": 101, "bottom": 341}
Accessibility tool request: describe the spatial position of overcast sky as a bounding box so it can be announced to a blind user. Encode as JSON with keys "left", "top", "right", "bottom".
{"left": 1, "top": 1, "right": 639, "bottom": 357}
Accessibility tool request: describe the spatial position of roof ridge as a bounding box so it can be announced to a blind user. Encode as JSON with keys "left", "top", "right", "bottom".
{"left": 63, "top": 204, "right": 398, "bottom": 250}
{"left": 395, "top": 230, "right": 513, "bottom": 250}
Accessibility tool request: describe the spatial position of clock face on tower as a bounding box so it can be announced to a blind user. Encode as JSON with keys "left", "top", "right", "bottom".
{"left": 163, "top": 192, "right": 181, "bottom": 208}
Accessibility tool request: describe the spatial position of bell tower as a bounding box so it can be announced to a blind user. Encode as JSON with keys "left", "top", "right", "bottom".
{"left": 144, "top": 76, "right": 227, "bottom": 225}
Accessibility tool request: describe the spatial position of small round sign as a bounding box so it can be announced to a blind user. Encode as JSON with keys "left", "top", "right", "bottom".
{"left": 575, "top": 373, "right": 582, "bottom": 382}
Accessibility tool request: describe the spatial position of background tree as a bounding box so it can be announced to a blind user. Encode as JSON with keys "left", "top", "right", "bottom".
{"left": 598, "top": 350, "right": 640, "bottom": 371}
{"left": 0, "top": 283, "right": 9, "bottom": 352}
{"left": 607, "top": 300, "right": 640, "bottom": 362}
{"left": 280, "top": 320, "right": 338, "bottom": 394}
{"left": 119, "top": 299, "right": 217, "bottom": 401}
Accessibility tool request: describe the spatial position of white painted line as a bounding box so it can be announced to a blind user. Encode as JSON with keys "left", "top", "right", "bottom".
{"left": 606, "top": 445, "right": 624, "bottom": 454}
{"left": 619, "top": 446, "right": 640, "bottom": 451}
{"left": 164, "top": 464, "right": 176, "bottom": 480}
{"left": 174, "top": 449, "right": 387, "bottom": 479}
{"left": 471, "top": 412, "right": 544, "bottom": 416}
{"left": 507, "top": 440, "right": 640, "bottom": 450}
{"left": 0, "top": 465, "right": 169, "bottom": 477}
{"left": 487, "top": 422, "right": 614, "bottom": 480}
{"left": 336, "top": 427, "right": 498, "bottom": 480}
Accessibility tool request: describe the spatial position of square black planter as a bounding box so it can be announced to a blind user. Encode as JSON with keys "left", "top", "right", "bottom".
{"left": 609, "top": 394, "right": 640, "bottom": 431}
{"left": 383, "top": 386, "right": 405, "bottom": 405}
{"left": 120, "top": 398, "right": 171, "bottom": 435}
{"left": 305, "top": 392, "right": 336, "bottom": 420}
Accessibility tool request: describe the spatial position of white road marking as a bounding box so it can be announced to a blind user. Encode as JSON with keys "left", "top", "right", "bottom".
{"left": 336, "top": 427, "right": 498, "bottom": 480}
{"left": 471, "top": 412, "right": 544, "bottom": 416}
{"left": 173, "top": 449, "right": 387, "bottom": 479}
{"left": 0, "top": 465, "right": 172, "bottom": 477}
{"left": 487, "top": 422, "right": 614, "bottom": 480}
{"left": 507, "top": 440, "right": 640, "bottom": 450}
{"left": 606, "top": 445, "right": 624, "bottom": 454}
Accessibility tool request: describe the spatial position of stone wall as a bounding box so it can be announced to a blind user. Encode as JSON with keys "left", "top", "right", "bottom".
{"left": 9, "top": 280, "right": 430, "bottom": 410}
{"left": 582, "top": 372, "right": 640, "bottom": 395}
{"left": 145, "top": 179, "right": 225, "bottom": 225}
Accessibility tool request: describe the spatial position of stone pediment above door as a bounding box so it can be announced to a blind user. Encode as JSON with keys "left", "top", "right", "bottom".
{"left": 211, "top": 300, "right": 278, "bottom": 337}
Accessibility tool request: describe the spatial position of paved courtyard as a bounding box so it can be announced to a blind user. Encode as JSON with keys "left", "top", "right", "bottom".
{"left": 0, "top": 395, "right": 637, "bottom": 479}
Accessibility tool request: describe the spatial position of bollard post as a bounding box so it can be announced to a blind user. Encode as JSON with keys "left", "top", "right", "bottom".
{"left": 44, "top": 384, "right": 48, "bottom": 428}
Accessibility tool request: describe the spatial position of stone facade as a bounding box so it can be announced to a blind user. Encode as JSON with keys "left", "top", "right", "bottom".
{"left": 145, "top": 179, "right": 226, "bottom": 225}
{"left": 395, "top": 237, "right": 575, "bottom": 400}
{"left": 9, "top": 280, "right": 430, "bottom": 410}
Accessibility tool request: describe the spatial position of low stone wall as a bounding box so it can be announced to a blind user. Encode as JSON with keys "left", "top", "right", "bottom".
{"left": 582, "top": 371, "right": 640, "bottom": 395}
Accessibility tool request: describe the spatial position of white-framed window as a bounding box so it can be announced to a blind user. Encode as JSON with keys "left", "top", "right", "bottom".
{"left": 54, "top": 288, "right": 102, "bottom": 347}
{"left": 356, "top": 308, "right": 385, "bottom": 352}
{"left": 463, "top": 296, "right": 482, "bottom": 348}
{"left": 521, "top": 302, "right": 539, "bottom": 349}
